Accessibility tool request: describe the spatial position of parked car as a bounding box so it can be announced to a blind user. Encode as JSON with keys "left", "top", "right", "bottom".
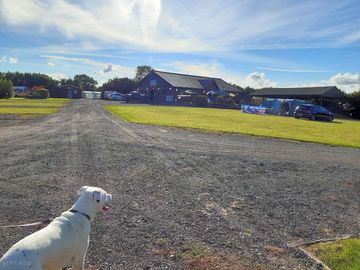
{"left": 103, "top": 91, "right": 117, "bottom": 100}
{"left": 124, "top": 91, "right": 148, "bottom": 103}
{"left": 294, "top": 104, "right": 334, "bottom": 121}
{"left": 108, "top": 92, "right": 124, "bottom": 101}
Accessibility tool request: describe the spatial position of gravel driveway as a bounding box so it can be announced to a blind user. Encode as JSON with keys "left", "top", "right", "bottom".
{"left": 0, "top": 100, "right": 359, "bottom": 269}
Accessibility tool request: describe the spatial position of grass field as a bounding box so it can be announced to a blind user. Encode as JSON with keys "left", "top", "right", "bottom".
{"left": 0, "top": 98, "right": 68, "bottom": 107}
{"left": 0, "top": 98, "right": 69, "bottom": 117}
{"left": 308, "top": 238, "right": 360, "bottom": 270}
{"left": 105, "top": 105, "right": 360, "bottom": 148}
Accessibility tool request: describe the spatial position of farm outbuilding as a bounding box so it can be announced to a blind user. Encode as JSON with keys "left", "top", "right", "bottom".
{"left": 14, "top": 86, "right": 30, "bottom": 96}
{"left": 251, "top": 86, "right": 345, "bottom": 108}
{"left": 49, "top": 85, "right": 82, "bottom": 99}
{"left": 136, "top": 70, "right": 240, "bottom": 104}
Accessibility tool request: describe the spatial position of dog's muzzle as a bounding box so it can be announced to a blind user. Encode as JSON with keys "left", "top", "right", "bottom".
{"left": 103, "top": 194, "right": 113, "bottom": 211}
{"left": 103, "top": 203, "right": 111, "bottom": 211}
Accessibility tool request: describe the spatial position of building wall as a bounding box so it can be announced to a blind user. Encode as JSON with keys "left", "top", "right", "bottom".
{"left": 137, "top": 71, "right": 214, "bottom": 104}
{"left": 49, "top": 86, "right": 82, "bottom": 99}
{"left": 137, "top": 72, "right": 177, "bottom": 103}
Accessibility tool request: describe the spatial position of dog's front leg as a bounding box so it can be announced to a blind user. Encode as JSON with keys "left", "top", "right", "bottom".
{"left": 72, "top": 249, "right": 87, "bottom": 270}
{"left": 72, "top": 260, "right": 84, "bottom": 270}
{"left": 72, "top": 263, "right": 84, "bottom": 270}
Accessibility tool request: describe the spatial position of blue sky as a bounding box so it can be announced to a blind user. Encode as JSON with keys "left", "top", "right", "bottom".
{"left": 0, "top": 0, "right": 360, "bottom": 93}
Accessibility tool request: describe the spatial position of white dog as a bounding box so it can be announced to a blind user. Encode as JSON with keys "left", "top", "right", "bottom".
{"left": 0, "top": 186, "right": 112, "bottom": 270}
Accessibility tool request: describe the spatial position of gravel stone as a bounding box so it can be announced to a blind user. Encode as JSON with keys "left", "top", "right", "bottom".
{"left": 0, "top": 100, "right": 359, "bottom": 269}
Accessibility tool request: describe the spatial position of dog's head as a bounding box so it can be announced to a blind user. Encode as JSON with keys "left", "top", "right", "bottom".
{"left": 77, "top": 186, "right": 113, "bottom": 213}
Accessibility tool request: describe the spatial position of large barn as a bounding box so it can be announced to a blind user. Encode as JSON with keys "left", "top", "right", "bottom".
{"left": 136, "top": 70, "right": 240, "bottom": 103}
{"left": 251, "top": 86, "right": 345, "bottom": 107}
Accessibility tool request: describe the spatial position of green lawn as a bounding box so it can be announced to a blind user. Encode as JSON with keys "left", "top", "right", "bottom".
{"left": 104, "top": 105, "right": 360, "bottom": 148}
{"left": 0, "top": 98, "right": 69, "bottom": 107}
{"left": 0, "top": 98, "right": 69, "bottom": 117}
{"left": 308, "top": 238, "right": 360, "bottom": 270}
{"left": 0, "top": 107, "right": 60, "bottom": 115}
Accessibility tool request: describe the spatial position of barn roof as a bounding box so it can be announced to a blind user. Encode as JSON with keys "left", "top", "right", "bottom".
{"left": 251, "top": 86, "right": 345, "bottom": 99}
{"left": 153, "top": 70, "right": 240, "bottom": 92}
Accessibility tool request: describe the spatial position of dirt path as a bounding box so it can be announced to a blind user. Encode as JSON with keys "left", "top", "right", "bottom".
{"left": 0, "top": 100, "right": 359, "bottom": 269}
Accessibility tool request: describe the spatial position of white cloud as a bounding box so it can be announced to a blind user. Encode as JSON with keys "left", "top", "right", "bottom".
{"left": 329, "top": 73, "right": 360, "bottom": 85}
{"left": 328, "top": 73, "right": 360, "bottom": 93}
{"left": 257, "top": 66, "right": 332, "bottom": 73}
{"left": 102, "top": 64, "right": 113, "bottom": 73}
{"left": 162, "top": 61, "right": 242, "bottom": 85}
{"left": 299, "top": 73, "right": 360, "bottom": 94}
{"left": 160, "top": 61, "right": 278, "bottom": 89}
{"left": 239, "top": 72, "right": 277, "bottom": 89}
{"left": 342, "top": 30, "right": 360, "bottom": 44}
{"left": 167, "top": 61, "right": 223, "bottom": 77}
{"left": 2, "top": 0, "right": 358, "bottom": 53}
{"left": 40, "top": 54, "right": 135, "bottom": 85}
{"left": 8, "top": 57, "right": 18, "bottom": 64}
{"left": 162, "top": 61, "right": 360, "bottom": 92}
{"left": 47, "top": 62, "right": 55, "bottom": 67}
{"left": 46, "top": 72, "right": 68, "bottom": 81}
{"left": 41, "top": 55, "right": 102, "bottom": 66}
{"left": 0, "top": 55, "right": 18, "bottom": 64}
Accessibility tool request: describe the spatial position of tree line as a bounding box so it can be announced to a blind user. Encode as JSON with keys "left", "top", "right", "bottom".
{"left": 0, "top": 65, "right": 151, "bottom": 98}
{"left": 0, "top": 65, "right": 151, "bottom": 93}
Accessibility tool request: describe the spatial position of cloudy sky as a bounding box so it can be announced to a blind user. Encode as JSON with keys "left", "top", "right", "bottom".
{"left": 0, "top": 0, "right": 360, "bottom": 93}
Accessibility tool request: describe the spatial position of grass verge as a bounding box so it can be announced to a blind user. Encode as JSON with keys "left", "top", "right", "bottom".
{"left": 307, "top": 238, "right": 360, "bottom": 270}
{"left": 104, "top": 105, "right": 360, "bottom": 148}
{"left": 0, "top": 98, "right": 69, "bottom": 107}
{"left": 0, "top": 98, "right": 69, "bottom": 117}
{"left": 0, "top": 107, "right": 60, "bottom": 115}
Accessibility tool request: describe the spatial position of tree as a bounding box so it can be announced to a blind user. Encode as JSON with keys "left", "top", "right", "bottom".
{"left": 347, "top": 90, "right": 360, "bottom": 108}
{"left": 1, "top": 72, "right": 58, "bottom": 89}
{"left": 60, "top": 78, "right": 75, "bottom": 86}
{"left": 0, "top": 79, "right": 14, "bottom": 99}
{"left": 99, "top": 77, "right": 136, "bottom": 94}
{"left": 73, "top": 74, "right": 97, "bottom": 91}
{"left": 134, "top": 65, "right": 152, "bottom": 82}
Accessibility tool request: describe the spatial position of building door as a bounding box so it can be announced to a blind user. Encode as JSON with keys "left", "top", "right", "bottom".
{"left": 149, "top": 89, "right": 154, "bottom": 103}
{"left": 67, "top": 90, "right": 73, "bottom": 99}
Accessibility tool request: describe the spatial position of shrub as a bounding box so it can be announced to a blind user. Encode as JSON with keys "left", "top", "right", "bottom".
{"left": 210, "top": 96, "right": 225, "bottom": 108}
{"left": 27, "top": 89, "right": 50, "bottom": 99}
{"left": 194, "top": 95, "right": 208, "bottom": 107}
{"left": 0, "top": 79, "right": 14, "bottom": 99}
{"left": 224, "top": 97, "right": 236, "bottom": 109}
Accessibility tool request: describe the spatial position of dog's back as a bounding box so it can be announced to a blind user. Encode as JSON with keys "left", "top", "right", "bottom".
{"left": 0, "top": 212, "right": 90, "bottom": 270}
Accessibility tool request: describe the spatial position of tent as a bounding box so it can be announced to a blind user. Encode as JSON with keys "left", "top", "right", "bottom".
{"left": 261, "top": 98, "right": 310, "bottom": 116}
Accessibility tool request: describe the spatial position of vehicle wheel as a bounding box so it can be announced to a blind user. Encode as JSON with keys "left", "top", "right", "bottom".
{"left": 328, "top": 116, "right": 334, "bottom": 122}
{"left": 310, "top": 115, "right": 316, "bottom": 121}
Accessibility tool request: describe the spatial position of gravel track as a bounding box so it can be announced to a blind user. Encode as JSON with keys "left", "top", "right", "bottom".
{"left": 0, "top": 100, "right": 359, "bottom": 269}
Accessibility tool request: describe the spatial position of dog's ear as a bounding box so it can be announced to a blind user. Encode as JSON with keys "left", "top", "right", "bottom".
{"left": 93, "top": 191, "right": 101, "bottom": 202}
{"left": 77, "top": 186, "right": 89, "bottom": 195}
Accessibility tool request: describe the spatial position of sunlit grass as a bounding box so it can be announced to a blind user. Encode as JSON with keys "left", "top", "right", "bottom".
{"left": 0, "top": 98, "right": 69, "bottom": 107}
{"left": 0, "top": 107, "right": 60, "bottom": 115}
{"left": 105, "top": 105, "right": 360, "bottom": 148}
{"left": 0, "top": 98, "right": 69, "bottom": 117}
{"left": 308, "top": 238, "right": 360, "bottom": 270}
